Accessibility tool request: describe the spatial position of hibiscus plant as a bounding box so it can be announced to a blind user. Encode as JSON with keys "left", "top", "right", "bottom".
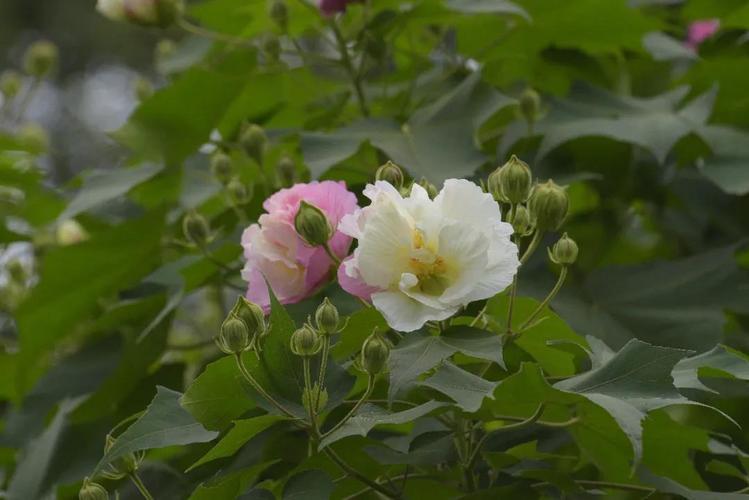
{"left": 2, "top": 0, "right": 749, "bottom": 499}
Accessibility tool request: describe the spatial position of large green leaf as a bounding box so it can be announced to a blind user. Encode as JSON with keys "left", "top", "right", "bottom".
{"left": 301, "top": 72, "right": 515, "bottom": 183}
{"left": 672, "top": 345, "right": 749, "bottom": 393}
{"left": 696, "top": 125, "right": 749, "bottom": 196}
{"left": 387, "top": 327, "right": 505, "bottom": 400}
{"left": 92, "top": 387, "right": 218, "bottom": 477}
{"left": 419, "top": 362, "right": 498, "bottom": 412}
{"left": 283, "top": 469, "right": 335, "bottom": 500}
{"left": 189, "top": 461, "right": 278, "bottom": 500}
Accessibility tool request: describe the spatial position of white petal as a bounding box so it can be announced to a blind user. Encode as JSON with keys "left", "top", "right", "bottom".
{"left": 437, "top": 223, "right": 490, "bottom": 304}
{"left": 372, "top": 291, "right": 457, "bottom": 332}
{"left": 434, "top": 179, "right": 502, "bottom": 229}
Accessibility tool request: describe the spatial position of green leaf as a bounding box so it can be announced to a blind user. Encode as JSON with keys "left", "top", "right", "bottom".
{"left": 445, "top": 0, "right": 529, "bottom": 20}
{"left": 93, "top": 387, "right": 218, "bottom": 477}
{"left": 56, "top": 163, "right": 163, "bottom": 221}
{"left": 419, "top": 362, "right": 498, "bottom": 412}
{"left": 388, "top": 327, "right": 504, "bottom": 400}
{"left": 319, "top": 400, "right": 446, "bottom": 448}
{"left": 189, "top": 461, "right": 278, "bottom": 500}
{"left": 301, "top": 72, "right": 516, "bottom": 183}
{"left": 696, "top": 125, "right": 749, "bottom": 195}
{"left": 187, "top": 415, "right": 289, "bottom": 471}
{"left": 673, "top": 345, "right": 749, "bottom": 393}
{"left": 642, "top": 32, "right": 697, "bottom": 62}
{"left": 283, "top": 469, "right": 335, "bottom": 500}
{"left": 14, "top": 212, "right": 166, "bottom": 398}
{"left": 639, "top": 468, "right": 749, "bottom": 500}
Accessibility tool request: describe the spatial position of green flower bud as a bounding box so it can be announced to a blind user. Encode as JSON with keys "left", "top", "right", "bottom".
{"left": 0, "top": 70, "right": 22, "bottom": 100}
{"left": 548, "top": 232, "right": 578, "bottom": 266}
{"left": 487, "top": 165, "right": 506, "bottom": 203}
{"left": 418, "top": 177, "right": 438, "bottom": 199}
{"left": 510, "top": 205, "right": 533, "bottom": 236}
{"left": 240, "top": 123, "right": 267, "bottom": 164}
{"left": 133, "top": 77, "right": 153, "bottom": 102}
{"left": 290, "top": 325, "right": 322, "bottom": 357}
{"left": 102, "top": 434, "right": 143, "bottom": 479}
{"left": 227, "top": 178, "right": 252, "bottom": 205}
{"left": 361, "top": 331, "right": 389, "bottom": 376}
{"left": 18, "top": 123, "right": 50, "bottom": 153}
{"left": 182, "top": 211, "right": 210, "bottom": 246}
{"left": 294, "top": 201, "right": 332, "bottom": 247}
{"left": 79, "top": 479, "right": 109, "bottom": 500}
{"left": 277, "top": 155, "right": 296, "bottom": 187}
{"left": 528, "top": 180, "right": 568, "bottom": 231}
{"left": 375, "top": 160, "right": 404, "bottom": 189}
{"left": 210, "top": 152, "right": 233, "bottom": 184}
{"left": 519, "top": 88, "right": 541, "bottom": 124}
{"left": 315, "top": 297, "right": 340, "bottom": 335}
{"left": 269, "top": 0, "right": 288, "bottom": 31}
{"left": 302, "top": 383, "right": 328, "bottom": 414}
{"left": 24, "top": 40, "right": 58, "bottom": 78}
{"left": 230, "top": 296, "right": 266, "bottom": 340}
{"left": 216, "top": 316, "right": 251, "bottom": 354}
{"left": 498, "top": 155, "right": 532, "bottom": 204}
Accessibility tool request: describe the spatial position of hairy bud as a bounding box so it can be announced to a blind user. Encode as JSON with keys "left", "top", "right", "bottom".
{"left": 79, "top": 479, "right": 109, "bottom": 500}
{"left": 239, "top": 123, "right": 267, "bottom": 164}
{"left": 487, "top": 165, "right": 506, "bottom": 203}
{"left": 227, "top": 178, "right": 252, "bottom": 205}
{"left": 375, "top": 160, "right": 404, "bottom": 189}
{"left": 510, "top": 205, "right": 533, "bottom": 236}
{"left": 418, "top": 177, "right": 438, "bottom": 199}
{"left": 361, "top": 330, "right": 390, "bottom": 376}
{"left": 498, "top": 155, "right": 532, "bottom": 204}
{"left": 182, "top": 211, "right": 210, "bottom": 246}
{"left": 210, "top": 152, "right": 233, "bottom": 184}
{"left": 24, "top": 40, "right": 58, "bottom": 78}
{"left": 528, "top": 180, "right": 569, "bottom": 231}
{"left": 101, "top": 434, "right": 143, "bottom": 480}
{"left": 216, "top": 316, "right": 251, "bottom": 354}
{"left": 315, "top": 297, "right": 341, "bottom": 335}
{"left": 294, "top": 201, "right": 332, "bottom": 247}
{"left": 0, "top": 70, "right": 22, "bottom": 100}
{"left": 277, "top": 155, "right": 296, "bottom": 187}
{"left": 290, "top": 325, "right": 322, "bottom": 357}
{"left": 230, "top": 296, "right": 266, "bottom": 340}
{"left": 549, "top": 232, "right": 578, "bottom": 266}
{"left": 519, "top": 88, "right": 541, "bottom": 124}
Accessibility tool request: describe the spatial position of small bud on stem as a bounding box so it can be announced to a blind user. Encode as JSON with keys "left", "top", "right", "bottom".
{"left": 182, "top": 211, "right": 210, "bottom": 247}
{"left": 315, "top": 297, "right": 341, "bottom": 335}
{"left": 290, "top": 325, "right": 322, "bottom": 357}
{"left": 528, "top": 180, "right": 569, "bottom": 231}
{"left": 549, "top": 232, "right": 578, "bottom": 266}
{"left": 294, "top": 201, "right": 333, "bottom": 247}
{"left": 361, "top": 330, "right": 390, "bottom": 376}
{"left": 375, "top": 160, "right": 404, "bottom": 189}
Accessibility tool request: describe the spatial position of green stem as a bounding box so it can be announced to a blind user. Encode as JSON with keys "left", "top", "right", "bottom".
{"left": 322, "top": 242, "right": 342, "bottom": 267}
{"left": 198, "top": 245, "right": 236, "bottom": 274}
{"left": 322, "top": 376, "right": 373, "bottom": 439}
{"left": 129, "top": 473, "right": 154, "bottom": 500}
{"left": 324, "top": 448, "right": 399, "bottom": 499}
{"left": 316, "top": 334, "right": 331, "bottom": 391}
{"left": 518, "top": 266, "right": 567, "bottom": 333}
{"left": 303, "top": 357, "right": 319, "bottom": 435}
{"left": 505, "top": 274, "right": 518, "bottom": 335}
{"left": 234, "top": 353, "right": 296, "bottom": 418}
{"left": 570, "top": 480, "right": 654, "bottom": 494}
{"left": 330, "top": 20, "right": 370, "bottom": 117}
{"left": 467, "top": 404, "right": 545, "bottom": 471}
{"left": 469, "top": 303, "right": 487, "bottom": 328}
{"left": 520, "top": 230, "right": 543, "bottom": 265}
{"left": 177, "top": 18, "right": 251, "bottom": 46}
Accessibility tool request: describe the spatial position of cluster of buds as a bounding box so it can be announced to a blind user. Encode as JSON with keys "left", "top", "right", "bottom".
{"left": 488, "top": 155, "right": 577, "bottom": 266}
{"left": 96, "top": 0, "right": 184, "bottom": 28}
{"left": 216, "top": 297, "right": 267, "bottom": 355}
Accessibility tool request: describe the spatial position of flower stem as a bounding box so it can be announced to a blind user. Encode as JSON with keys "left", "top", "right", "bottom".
{"left": 324, "top": 448, "right": 399, "bottom": 499}
{"left": 505, "top": 274, "right": 518, "bottom": 335}
{"left": 177, "top": 18, "right": 251, "bottom": 46}
{"left": 322, "top": 242, "right": 342, "bottom": 267}
{"left": 316, "top": 335, "right": 331, "bottom": 395}
{"left": 303, "top": 357, "right": 319, "bottom": 434}
{"left": 329, "top": 19, "right": 370, "bottom": 117}
{"left": 129, "top": 473, "right": 154, "bottom": 500}
{"left": 518, "top": 266, "right": 567, "bottom": 333}
{"left": 321, "top": 375, "right": 373, "bottom": 440}
{"left": 234, "top": 353, "right": 296, "bottom": 418}
{"left": 520, "top": 230, "right": 543, "bottom": 265}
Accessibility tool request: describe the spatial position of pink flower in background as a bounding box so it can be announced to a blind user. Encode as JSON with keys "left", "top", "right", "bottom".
{"left": 319, "top": 0, "right": 360, "bottom": 15}
{"left": 686, "top": 19, "right": 720, "bottom": 50}
{"left": 241, "top": 181, "right": 358, "bottom": 310}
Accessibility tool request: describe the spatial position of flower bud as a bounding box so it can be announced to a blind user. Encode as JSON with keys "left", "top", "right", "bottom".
{"left": 182, "top": 211, "right": 210, "bottom": 246}
{"left": 240, "top": 123, "right": 267, "bottom": 164}
{"left": 498, "top": 155, "right": 532, "bottom": 204}
{"left": 549, "top": 232, "right": 578, "bottom": 266}
{"left": 519, "top": 88, "right": 541, "bottom": 124}
{"left": 302, "top": 383, "right": 328, "bottom": 414}
{"left": 269, "top": 0, "right": 288, "bottom": 31}
{"left": 210, "top": 152, "right": 233, "bottom": 184}
{"left": 294, "top": 201, "right": 333, "bottom": 247}
{"left": 290, "top": 325, "right": 322, "bottom": 357}
{"left": 56, "top": 219, "right": 88, "bottom": 246}
{"left": 361, "top": 331, "right": 389, "bottom": 376}
{"left": 101, "top": 434, "right": 143, "bottom": 479}
{"left": 315, "top": 297, "right": 340, "bottom": 335}
{"left": 510, "top": 205, "right": 532, "bottom": 236}
{"left": 227, "top": 178, "right": 252, "bottom": 205}
{"left": 24, "top": 40, "right": 58, "bottom": 78}
{"left": 276, "top": 155, "right": 296, "bottom": 187}
{"left": 79, "top": 479, "right": 109, "bottom": 500}
{"left": 528, "top": 180, "right": 569, "bottom": 231}
{"left": 133, "top": 77, "right": 153, "bottom": 101}
{"left": 418, "top": 177, "right": 438, "bottom": 199}
{"left": 1, "top": 70, "right": 22, "bottom": 100}
{"left": 97, "top": 0, "right": 184, "bottom": 28}
{"left": 216, "top": 316, "right": 251, "bottom": 354}
{"left": 487, "top": 165, "right": 506, "bottom": 203}
{"left": 375, "top": 161, "right": 404, "bottom": 189}
{"left": 230, "top": 296, "right": 266, "bottom": 340}
{"left": 18, "top": 123, "right": 50, "bottom": 153}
